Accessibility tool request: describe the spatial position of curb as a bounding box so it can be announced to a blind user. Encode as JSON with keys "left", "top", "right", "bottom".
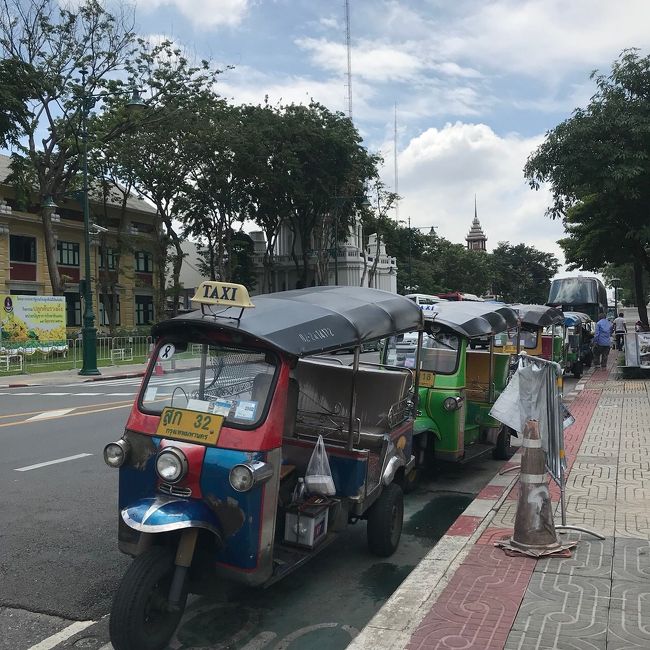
{"left": 348, "top": 453, "right": 522, "bottom": 649}
{"left": 83, "top": 372, "right": 145, "bottom": 382}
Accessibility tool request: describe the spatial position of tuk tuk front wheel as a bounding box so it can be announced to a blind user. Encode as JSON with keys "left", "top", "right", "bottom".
{"left": 367, "top": 483, "right": 404, "bottom": 557}
{"left": 109, "top": 547, "right": 187, "bottom": 650}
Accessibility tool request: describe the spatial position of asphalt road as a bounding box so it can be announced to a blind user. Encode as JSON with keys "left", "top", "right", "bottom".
{"left": 0, "top": 370, "right": 578, "bottom": 650}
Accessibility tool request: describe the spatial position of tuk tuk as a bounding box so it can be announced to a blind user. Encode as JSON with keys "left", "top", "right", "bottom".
{"left": 495, "top": 304, "right": 565, "bottom": 362}
{"left": 103, "top": 282, "right": 423, "bottom": 650}
{"left": 382, "top": 301, "right": 519, "bottom": 466}
{"left": 564, "top": 311, "right": 594, "bottom": 378}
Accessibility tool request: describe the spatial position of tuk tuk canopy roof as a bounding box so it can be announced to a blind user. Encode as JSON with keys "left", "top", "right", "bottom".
{"left": 152, "top": 286, "right": 424, "bottom": 357}
{"left": 424, "top": 301, "right": 519, "bottom": 338}
{"left": 510, "top": 304, "right": 565, "bottom": 327}
{"left": 564, "top": 311, "right": 592, "bottom": 327}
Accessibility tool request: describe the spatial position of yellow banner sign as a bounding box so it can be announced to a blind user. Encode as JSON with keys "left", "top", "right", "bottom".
{"left": 1, "top": 295, "right": 67, "bottom": 353}
{"left": 156, "top": 407, "right": 224, "bottom": 445}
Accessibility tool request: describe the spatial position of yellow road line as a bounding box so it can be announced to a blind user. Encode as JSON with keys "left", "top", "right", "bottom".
{"left": 0, "top": 398, "right": 135, "bottom": 421}
{"left": 0, "top": 401, "right": 134, "bottom": 429}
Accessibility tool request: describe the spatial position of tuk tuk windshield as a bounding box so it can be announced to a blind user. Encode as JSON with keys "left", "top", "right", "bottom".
{"left": 140, "top": 342, "right": 277, "bottom": 428}
{"left": 386, "top": 332, "right": 460, "bottom": 374}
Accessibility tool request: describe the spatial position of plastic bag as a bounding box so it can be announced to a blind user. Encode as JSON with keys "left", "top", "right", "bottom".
{"left": 489, "top": 364, "right": 522, "bottom": 433}
{"left": 305, "top": 434, "right": 336, "bottom": 496}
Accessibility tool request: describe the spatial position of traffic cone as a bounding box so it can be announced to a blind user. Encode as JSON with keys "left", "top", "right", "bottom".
{"left": 154, "top": 360, "right": 164, "bottom": 376}
{"left": 496, "top": 419, "right": 576, "bottom": 558}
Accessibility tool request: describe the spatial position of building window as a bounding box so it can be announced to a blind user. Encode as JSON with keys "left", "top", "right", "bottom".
{"left": 135, "top": 251, "right": 153, "bottom": 273}
{"left": 65, "top": 292, "right": 81, "bottom": 327}
{"left": 135, "top": 295, "right": 154, "bottom": 325}
{"left": 57, "top": 241, "right": 80, "bottom": 266}
{"left": 99, "top": 247, "right": 119, "bottom": 270}
{"left": 10, "top": 235, "right": 36, "bottom": 263}
{"left": 99, "top": 294, "right": 121, "bottom": 326}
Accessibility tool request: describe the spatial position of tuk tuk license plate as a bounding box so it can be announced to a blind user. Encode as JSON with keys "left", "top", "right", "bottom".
{"left": 420, "top": 371, "right": 435, "bottom": 388}
{"left": 156, "top": 407, "right": 224, "bottom": 445}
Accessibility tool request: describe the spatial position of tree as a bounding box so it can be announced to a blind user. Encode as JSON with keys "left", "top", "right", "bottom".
{"left": 524, "top": 49, "right": 650, "bottom": 326}
{"left": 0, "top": 59, "right": 42, "bottom": 146}
{"left": 491, "top": 242, "right": 559, "bottom": 303}
{"left": 0, "top": 0, "right": 137, "bottom": 295}
{"left": 278, "top": 102, "right": 379, "bottom": 288}
{"left": 96, "top": 38, "right": 224, "bottom": 317}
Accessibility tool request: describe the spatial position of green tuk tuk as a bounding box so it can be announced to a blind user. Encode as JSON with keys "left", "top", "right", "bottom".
{"left": 564, "top": 311, "right": 594, "bottom": 378}
{"left": 382, "top": 301, "right": 519, "bottom": 467}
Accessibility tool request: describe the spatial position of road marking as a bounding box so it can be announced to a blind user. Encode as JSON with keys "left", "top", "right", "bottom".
{"left": 240, "top": 632, "right": 277, "bottom": 649}
{"left": 0, "top": 399, "right": 133, "bottom": 429}
{"left": 26, "top": 619, "right": 95, "bottom": 649}
{"left": 105, "top": 392, "right": 136, "bottom": 396}
{"left": 15, "top": 453, "right": 93, "bottom": 472}
{"left": 26, "top": 408, "right": 76, "bottom": 421}
{"left": 0, "top": 391, "right": 37, "bottom": 395}
{"left": 42, "top": 392, "right": 71, "bottom": 395}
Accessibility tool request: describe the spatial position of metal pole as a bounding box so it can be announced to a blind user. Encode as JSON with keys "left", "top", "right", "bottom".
{"left": 79, "top": 69, "right": 100, "bottom": 375}
{"left": 334, "top": 206, "right": 339, "bottom": 286}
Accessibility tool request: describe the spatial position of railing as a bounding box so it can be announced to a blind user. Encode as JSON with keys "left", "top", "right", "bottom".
{"left": 1, "top": 336, "right": 153, "bottom": 374}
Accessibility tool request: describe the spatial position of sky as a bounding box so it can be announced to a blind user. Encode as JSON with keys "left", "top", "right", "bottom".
{"left": 77, "top": 1, "right": 650, "bottom": 265}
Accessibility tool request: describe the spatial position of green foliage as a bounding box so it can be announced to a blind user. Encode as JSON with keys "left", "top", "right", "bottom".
{"left": 524, "top": 49, "right": 650, "bottom": 323}
{"left": 490, "top": 242, "right": 559, "bottom": 303}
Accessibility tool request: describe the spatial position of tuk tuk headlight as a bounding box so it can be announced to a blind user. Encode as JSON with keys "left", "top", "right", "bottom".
{"left": 443, "top": 396, "right": 463, "bottom": 411}
{"left": 103, "top": 439, "right": 130, "bottom": 468}
{"left": 229, "top": 461, "right": 273, "bottom": 492}
{"left": 156, "top": 448, "right": 188, "bottom": 484}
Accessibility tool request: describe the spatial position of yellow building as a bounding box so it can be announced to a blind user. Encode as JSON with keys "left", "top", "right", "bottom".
{"left": 0, "top": 154, "right": 159, "bottom": 332}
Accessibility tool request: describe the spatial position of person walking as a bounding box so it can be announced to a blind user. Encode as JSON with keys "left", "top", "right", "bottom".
{"left": 613, "top": 312, "right": 627, "bottom": 350}
{"left": 593, "top": 312, "right": 613, "bottom": 368}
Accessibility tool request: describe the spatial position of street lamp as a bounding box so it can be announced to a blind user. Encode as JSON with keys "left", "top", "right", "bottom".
{"left": 333, "top": 195, "right": 371, "bottom": 286}
{"left": 78, "top": 69, "right": 146, "bottom": 375}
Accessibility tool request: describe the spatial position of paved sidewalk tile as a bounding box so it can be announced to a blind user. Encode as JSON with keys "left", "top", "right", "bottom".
{"left": 607, "top": 579, "right": 650, "bottom": 649}
{"left": 612, "top": 538, "right": 650, "bottom": 583}
{"left": 535, "top": 535, "right": 614, "bottom": 579}
{"left": 407, "top": 547, "right": 535, "bottom": 650}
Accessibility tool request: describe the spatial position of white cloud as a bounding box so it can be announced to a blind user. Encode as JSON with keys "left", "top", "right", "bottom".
{"left": 136, "top": 0, "right": 250, "bottom": 29}
{"left": 438, "top": 0, "right": 650, "bottom": 79}
{"left": 384, "top": 122, "right": 566, "bottom": 261}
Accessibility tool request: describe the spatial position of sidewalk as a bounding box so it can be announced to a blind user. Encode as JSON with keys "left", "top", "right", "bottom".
{"left": 0, "top": 362, "right": 146, "bottom": 388}
{"left": 350, "top": 357, "right": 650, "bottom": 650}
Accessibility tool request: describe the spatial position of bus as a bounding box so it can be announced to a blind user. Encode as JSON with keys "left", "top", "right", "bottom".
{"left": 547, "top": 276, "right": 607, "bottom": 322}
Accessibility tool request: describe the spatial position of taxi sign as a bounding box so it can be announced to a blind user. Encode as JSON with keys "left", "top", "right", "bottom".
{"left": 191, "top": 281, "right": 254, "bottom": 309}
{"left": 156, "top": 407, "right": 225, "bottom": 446}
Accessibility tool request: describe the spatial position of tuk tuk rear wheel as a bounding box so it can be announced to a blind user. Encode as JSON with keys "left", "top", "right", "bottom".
{"left": 573, "top": 361, "right": 583, "bottom": 379}
{"left": 367, "top": 483, "right": 404, "bottom": 557}
{"left": 493, "top": 426, "right": 512, "bottom": 460}
{"left": 109, "top": 547, "right": 187, "bottom": 650}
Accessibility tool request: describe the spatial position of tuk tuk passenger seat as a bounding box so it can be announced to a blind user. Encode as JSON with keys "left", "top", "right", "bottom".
{"left": 291, "top": 359, "right": 412, "bottom": 450}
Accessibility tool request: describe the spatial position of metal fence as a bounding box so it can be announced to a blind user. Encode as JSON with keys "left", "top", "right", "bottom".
{"left": 1, "top": 336, "right": 153, "bottom": 374}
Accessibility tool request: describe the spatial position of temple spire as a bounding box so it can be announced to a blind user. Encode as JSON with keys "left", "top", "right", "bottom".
{"left": 466, "top": 197, "right": 487, "bottom": 251}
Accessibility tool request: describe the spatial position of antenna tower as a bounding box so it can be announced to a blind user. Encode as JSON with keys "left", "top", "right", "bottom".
{"left": 345, "top": 0, "right": 353, "bottom": 120}
{"left": 394, "top": 103, "right": 399, "bottom": 219}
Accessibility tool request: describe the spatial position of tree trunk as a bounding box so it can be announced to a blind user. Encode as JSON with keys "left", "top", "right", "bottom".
{"left": 42, "top": 210, "right": 63, "bottom": 295}
{"left": 368, "top": 233, "right": 381, "bottom": 288}
{"left": 633, "top": 257, "right": 649, "bottom": 326}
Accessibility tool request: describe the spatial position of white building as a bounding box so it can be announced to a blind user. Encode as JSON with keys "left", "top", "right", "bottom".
{"left": 249, "top": 216, "right": 397, "bottom": 294}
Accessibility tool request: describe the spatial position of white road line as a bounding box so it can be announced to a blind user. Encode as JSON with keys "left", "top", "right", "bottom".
{"left": 41, "top": 392, "right": 71, "bottom": 396}
{"left": 105, "top": 392, "right": 136, "bottom": 396}
{"left": 26, "top": 619, "right": 95, "bottom": 650}
{"left": 1, "top": 391, "right": 37, "bottom": 396}
{"left": 15, "top": 453, "right": 93, "bottom": 472}
{"left": 73, "top": 392, "right": 107, "bottom": 396}
{"left": 26, "top": 408, "right": 76, "bottom": 421}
